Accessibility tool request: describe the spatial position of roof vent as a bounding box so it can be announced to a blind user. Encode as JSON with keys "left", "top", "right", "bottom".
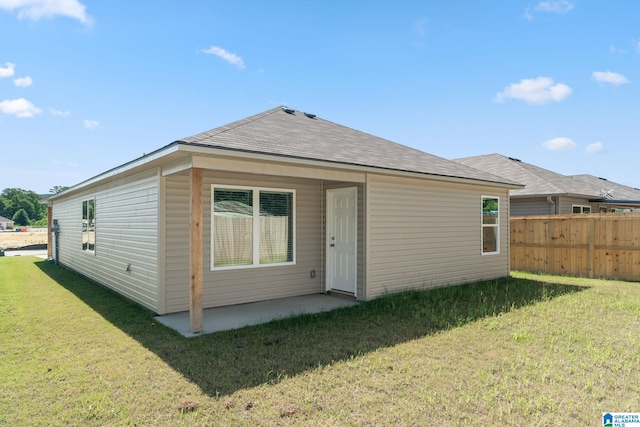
{"left": 507, "top": 157, "right": 521, "bottom": 162}
{"left": 282, "top": 107, "right": 295, "bottom": 115}
{"left": 303, "top": 112, "right": 316, "bottom": 119}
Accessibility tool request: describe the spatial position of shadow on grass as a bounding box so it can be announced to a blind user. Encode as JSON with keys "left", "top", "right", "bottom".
{"left": 35, "top": 260, "right": 586, "bottom": 397}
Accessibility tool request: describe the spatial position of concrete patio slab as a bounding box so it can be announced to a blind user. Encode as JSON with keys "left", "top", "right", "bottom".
{"left": 155, "top": 294, "right": 358, "bottom": 337}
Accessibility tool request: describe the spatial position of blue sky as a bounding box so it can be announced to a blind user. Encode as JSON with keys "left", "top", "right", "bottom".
{"left": 1, "top": 0, "right": 639, "bottom": 194}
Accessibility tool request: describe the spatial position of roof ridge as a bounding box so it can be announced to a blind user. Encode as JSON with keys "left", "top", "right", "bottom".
{"left": 506, "top": 156, "right": 570, "bottom": 193}
{"left": 177, "top": 107, "right": 282, "bottom": 143}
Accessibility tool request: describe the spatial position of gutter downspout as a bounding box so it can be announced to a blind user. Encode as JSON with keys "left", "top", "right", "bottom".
{"left": 547, "top": 196, "right": 556, "bottom": 214}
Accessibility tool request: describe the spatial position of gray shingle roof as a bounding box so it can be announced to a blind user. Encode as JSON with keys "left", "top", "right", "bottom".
{"left": 177, "top": 107, "right": 518, "bottom": 186}
{"left": 453, "top": 154, "right": 603, "bottom": 197}
{"left": 569, "top": 174, "right": 640, "bottom": 200}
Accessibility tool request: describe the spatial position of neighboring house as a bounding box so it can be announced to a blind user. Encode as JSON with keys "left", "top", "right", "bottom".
{"left": 48, "top": 107, "right": 520, "bottom": 333}
{"left": 569, "top": 174, "right": 640, "bottom": 211}
{"left": 0, "top": 215, "right": 15, "bottom": 230}
{"left": 454, "top": 154, "right": 640, "bottom": 216}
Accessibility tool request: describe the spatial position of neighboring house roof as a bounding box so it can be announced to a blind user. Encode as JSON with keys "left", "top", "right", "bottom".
{"left": 569, "top": 174, "right": 640, "bottom": 200}
{"left": 177, "top": 107, "right": 519, "bottom": 187}
{"left": 0, "top": 215, "right": 14, "bottom": 223}
{"left": 454, "top": 154, "right": 603, "bottom": 198}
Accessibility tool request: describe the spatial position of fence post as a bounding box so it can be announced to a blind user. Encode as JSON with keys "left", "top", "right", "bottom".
{"left": 588, "top": 217, "right": 595, "bottom": 279}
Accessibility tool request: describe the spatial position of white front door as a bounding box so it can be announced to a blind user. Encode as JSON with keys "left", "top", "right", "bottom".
{"left": 326, "top": 187, "right": 357, "bottom": 294}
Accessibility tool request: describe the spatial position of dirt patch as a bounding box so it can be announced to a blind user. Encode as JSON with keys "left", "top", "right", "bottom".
{"left": 0, "top": 231, "right": 48, "bottom": 249}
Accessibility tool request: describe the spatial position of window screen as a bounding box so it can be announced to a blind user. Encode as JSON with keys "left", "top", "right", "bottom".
{"left": 213, "top": 188, "right": 254, "bottom": 267}
{"left": 259, "top": 191, "right": 293, "bottom": 264}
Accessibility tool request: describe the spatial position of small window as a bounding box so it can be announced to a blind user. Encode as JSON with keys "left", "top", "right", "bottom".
{"left": 482, "top": 196, "right": 499, "bottom": 255}
{"left": 82, "top": 198, "right": 95, "bottom": 252}
{"left": 572, "top": 205, "right": 591, "bottom": 214}
{"left": 212, "top": 186, "right": 295, "bottom": 269}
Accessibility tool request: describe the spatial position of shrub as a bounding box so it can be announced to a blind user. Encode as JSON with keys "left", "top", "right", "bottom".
{"left": 30, "top": 217, "right": 49, "bottom": 227}
{"left": 12, "top": 209, "right": 30, "bottom": 226}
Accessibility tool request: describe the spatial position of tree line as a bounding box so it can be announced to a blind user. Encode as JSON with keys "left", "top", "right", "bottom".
{"left": 0, "top": 186, "right": 68, "bottom": 227}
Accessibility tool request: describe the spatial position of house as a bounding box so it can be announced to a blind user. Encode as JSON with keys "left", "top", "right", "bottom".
{"left": 48, "top": 107, "right": 520, "bottom": 333}
{"left": 569, "top": 174, "right": 640, "bottom": 211}
{"left": 454, "top": 154, "right": 640, "bottom": 216}
{"left": 0, "top": 215, "right": 14, "bottom": 230}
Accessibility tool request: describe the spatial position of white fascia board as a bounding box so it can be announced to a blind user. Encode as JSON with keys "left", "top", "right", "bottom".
{"left": 48, "top": 143, "right": 183, "bottom": 201}
{"left": 162, "top": 155, "right": 194, "bottom": 176}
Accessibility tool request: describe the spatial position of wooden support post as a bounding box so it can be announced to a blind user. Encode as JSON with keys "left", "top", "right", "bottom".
{"left": 190, "top": 168, "right": 204, "bottom": 333}
{"left": 47, "top": 206, "right": 53, "bottom": 259}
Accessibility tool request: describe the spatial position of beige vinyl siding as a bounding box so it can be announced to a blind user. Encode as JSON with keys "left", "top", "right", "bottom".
{"left": 163, "top": 173, "right": 190, "bottom": 313}
{"left": 164, "top": 171, "right": 323, "bottom": 313}
{"left": 365, "top": 174, "right": 510, "bottom": 299}
{"left": 51, "top": 169, "right": 160, "bottom": 311}
{"left": 511, "top": 197, "right": 556, "bottom": 216}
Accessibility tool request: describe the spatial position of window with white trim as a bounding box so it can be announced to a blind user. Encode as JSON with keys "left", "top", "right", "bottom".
{"left": 82, "top": 198, "right": 95, "bottom": 252}
{"left": 482, "top": 196, "right": 499, "bottom": 255}
{"left": 211, "top": 186, "right": 295, "bottom": 269}
{"left": 572, "top": 205, "right": 591, "bottom": 214}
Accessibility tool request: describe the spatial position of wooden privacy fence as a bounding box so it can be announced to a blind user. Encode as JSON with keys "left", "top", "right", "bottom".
{"left": 510, "top": 213, "right": 640, "bottom": 281}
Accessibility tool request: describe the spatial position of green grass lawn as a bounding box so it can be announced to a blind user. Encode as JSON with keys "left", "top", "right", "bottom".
{"left": 1, "top": 256, "right": 638, "bottom": 426}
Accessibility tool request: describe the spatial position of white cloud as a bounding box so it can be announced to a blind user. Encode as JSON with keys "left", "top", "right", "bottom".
{"left": 201, "top": 46, "right": 245, "bottom": 70}
{"left": 523, "top": 8, "right": 534, "bottom": 21}
{"left": 609, "top": 45, "right": 625, "bottom": 54}
{"left": 83, "top": 119, "right": 99, "bottom": 129}
{"left": 525, "top": 1, "right": 573, "bottom": 19}
{"left": 13, "top": 76, "right": 32, "bottom": 87}
{"left": 586, "top": 142, "right": 604, "bottom": 153}
{"left": 0, "top": 62, "right": 15, "bottom": 77}
{"left": 0, "top": 0, "right": 92, "bottom": 26}
{"left": 494, "top": 77, "right": 572, "bottom": 104}
{"left": 50, "top": 108, "right": 70, "bottom": 116}
{"left": 542, "top": 137, "right": 577, "bottom": 151}
{"left": 535, "top": 1, "right": 574, "bottom": 14}
{"left": 592, "top": 71, "right": 629, "bottom": 85}
{"left": 0, "top": 97, "right": 42, "bottom": 117}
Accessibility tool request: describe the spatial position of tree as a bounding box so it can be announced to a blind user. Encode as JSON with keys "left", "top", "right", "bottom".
{"left": 0, "top": 188, "right": 46, "bottom": 223}
{"left": 0, "top": 197, "right": 11, "bottom": 219}
{"left": 12, "top": 209, "right": 30, "bottom": 226}
{"left": 17, "top": 199, "right": 36, "bottom": 221}
{"left": 49, "top": 185, "right": 70, "bottom": 194}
